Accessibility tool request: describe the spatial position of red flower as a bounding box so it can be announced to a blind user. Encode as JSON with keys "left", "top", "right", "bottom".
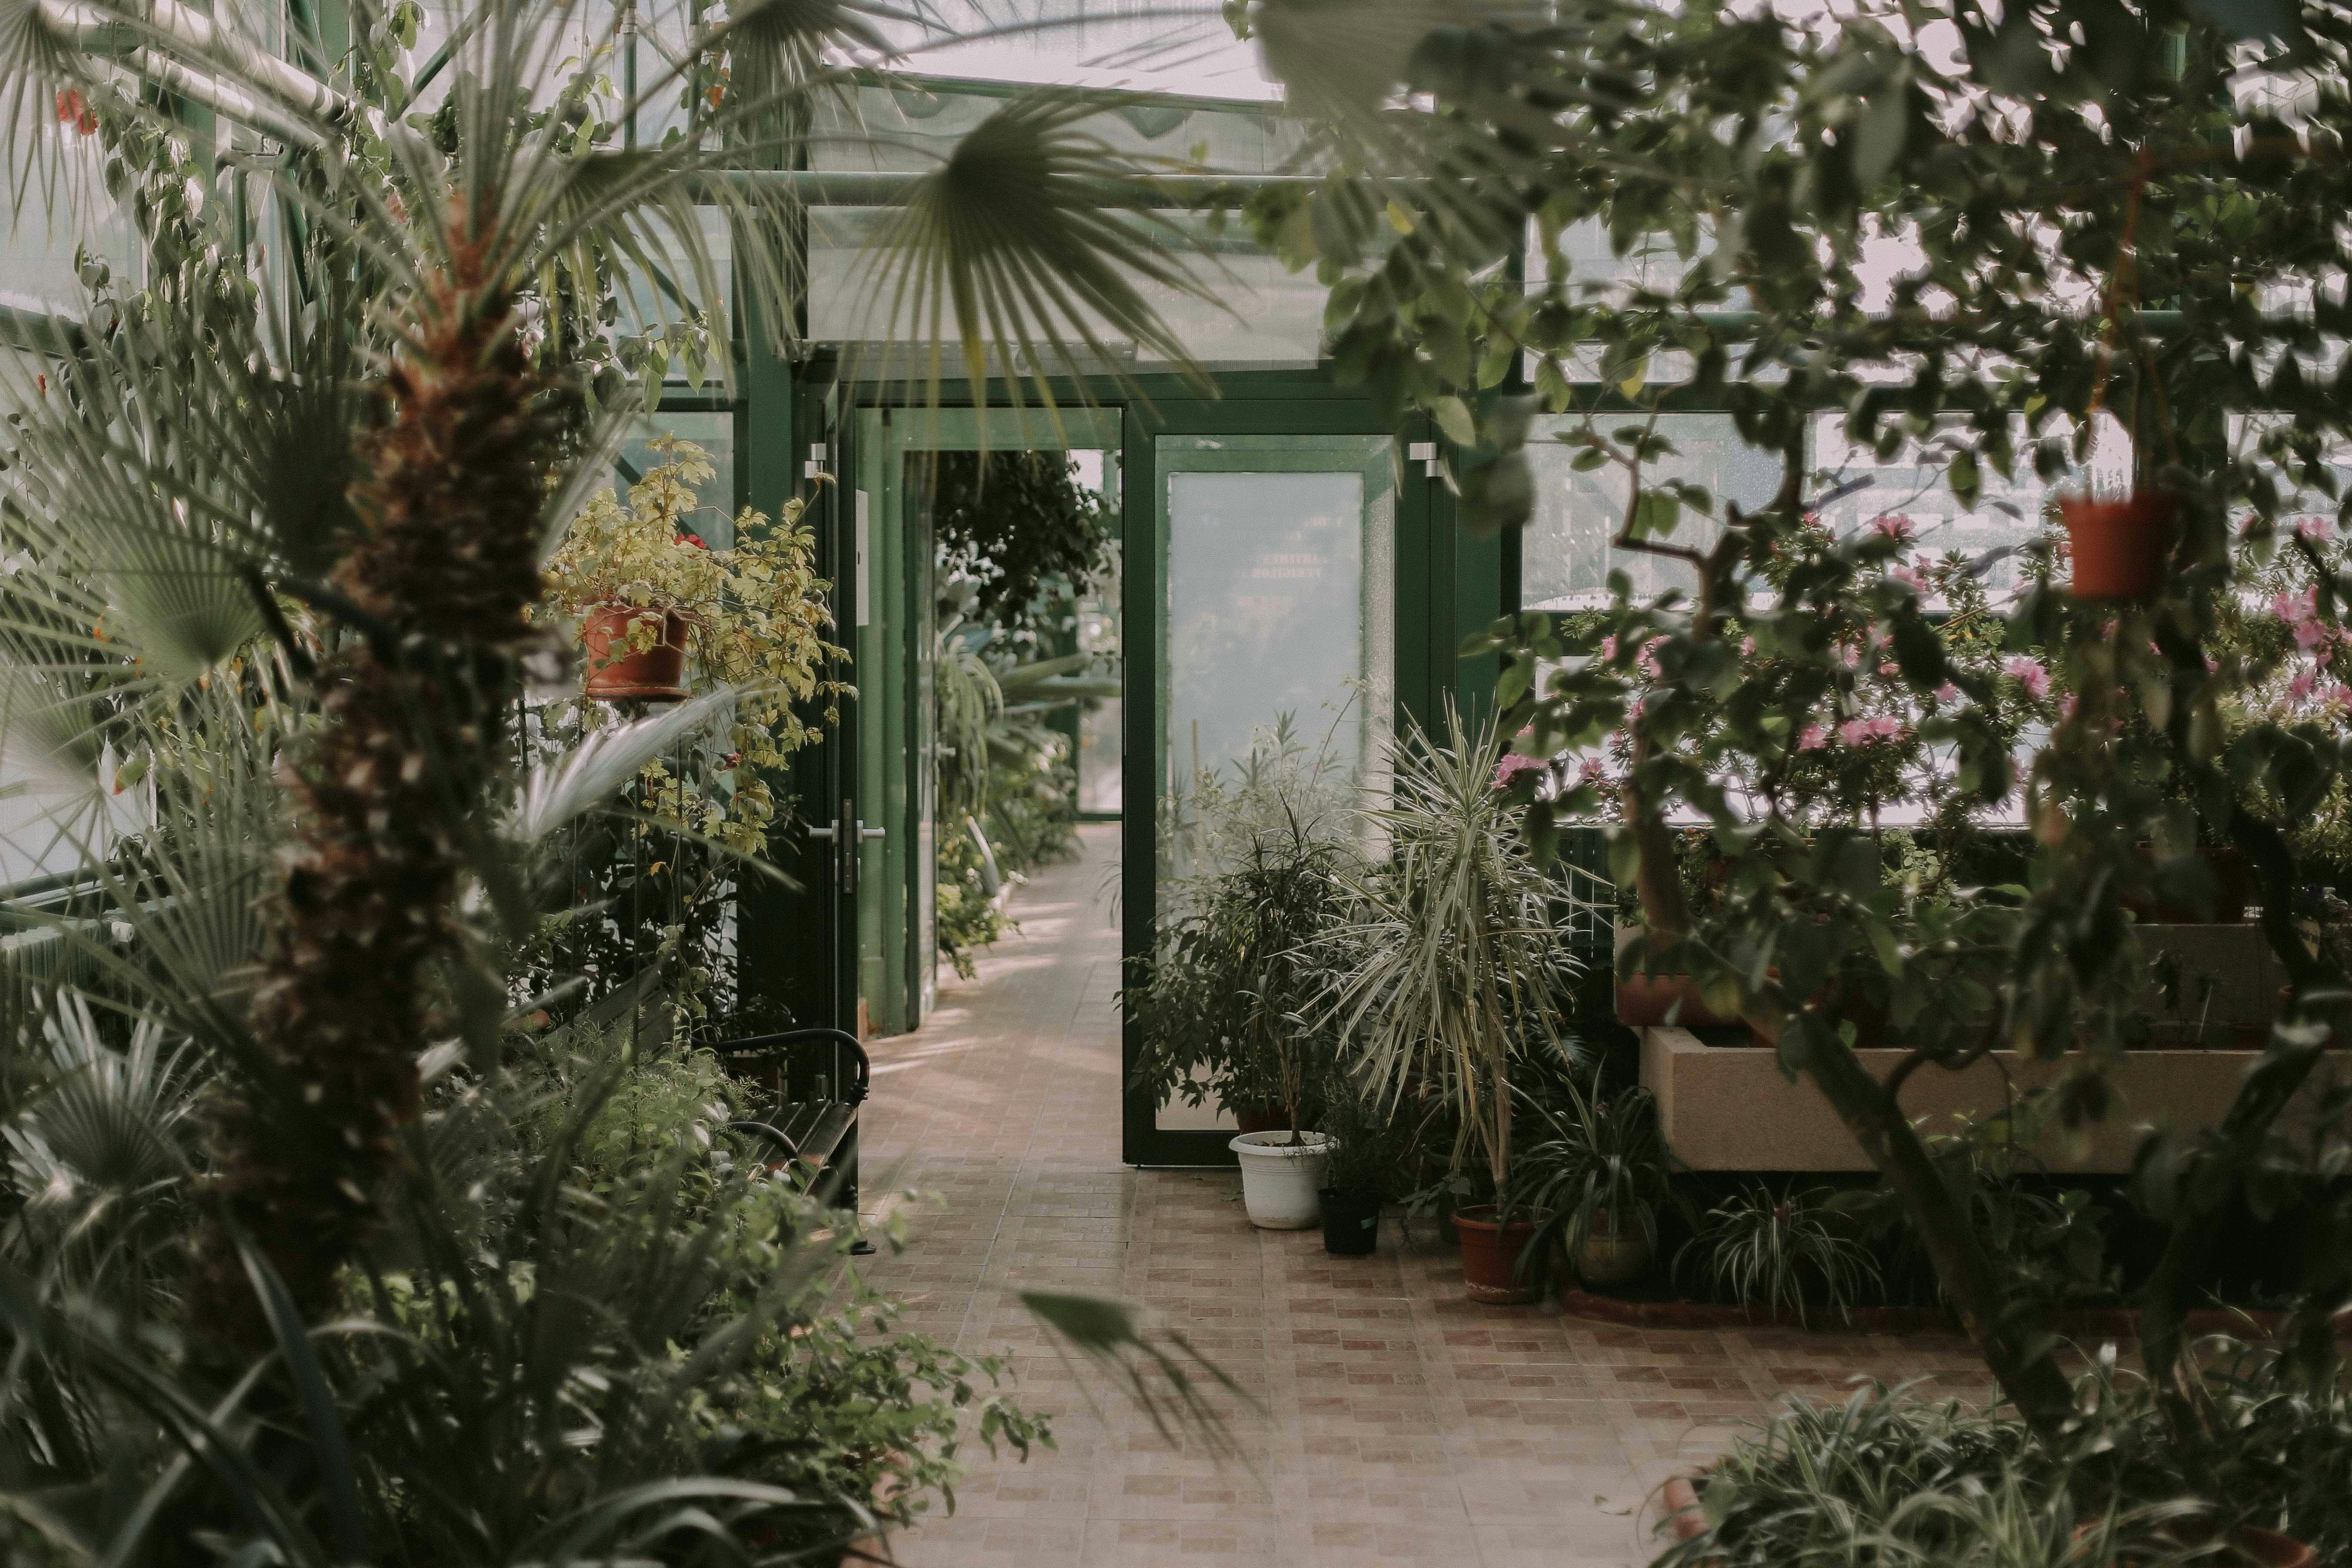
{"left": 676, "top": 532, "right": 707, "bottom": 549}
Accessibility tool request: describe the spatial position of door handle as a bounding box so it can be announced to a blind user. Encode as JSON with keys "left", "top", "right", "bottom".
{"left": 806, "top": 807, "right": 884, "bottom": 891}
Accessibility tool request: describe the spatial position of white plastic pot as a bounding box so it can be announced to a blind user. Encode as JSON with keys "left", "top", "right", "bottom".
{"left": 1229, "top": 1132, "right": 1333, "bottom": 1229}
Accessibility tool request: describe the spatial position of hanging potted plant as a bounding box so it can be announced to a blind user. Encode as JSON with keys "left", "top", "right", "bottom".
{"left": 543, "top": 437, "right": 841, "bottom": 707}
{"left": 1323, "top": 708, "right": 1582, "bottom": 1303}
{"left": 2061, "top": 152, "right": 2182, "bottom": 605}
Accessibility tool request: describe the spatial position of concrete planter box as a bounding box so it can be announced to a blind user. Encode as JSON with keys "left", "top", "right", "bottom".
{"left": 1640, "top": 1023, "right": 2316, "bottom": 1174}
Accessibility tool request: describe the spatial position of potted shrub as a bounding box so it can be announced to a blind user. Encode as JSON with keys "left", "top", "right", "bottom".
{"left": 542, "top": 437, "right": 841, "bottom": 711}
{"left": 1505, "top": 1070, "right": 1675, "bottom": 1292}
{"left": 1314, "top": 1065, "right": 1416, "bottom": 1257}
{"left": 1323, "top": 708, "right": 1584, "bottom": 1302}
{"left": 1125, "top": 729, "right": 1359, "bottom": 1223}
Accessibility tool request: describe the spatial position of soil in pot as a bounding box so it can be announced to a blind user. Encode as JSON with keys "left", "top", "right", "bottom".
{"left": 2061, "top": 490, "right": 2180, "bottom": 603}
{"left": 1319, "top": 1186, "right": 1383, "bottom": 1256}
{"left": 1456, "top": 1205, "right": 1546, "bottom": 1304}
{"left": 1574, "top": 1213, "right": 1653, "bottom": 1288}
{"left": 582, "top": 605, "right": 692, "bottom": 701}
{"left": 1229, "top": 1132, "right": 1331, "bottom": 1229}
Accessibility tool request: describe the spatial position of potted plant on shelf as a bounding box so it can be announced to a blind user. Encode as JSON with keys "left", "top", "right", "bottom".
{"left": 542, "top": 437, "right": 841, "bottom": 710}
{"left": 1505, "top": 1070, "right": 1675, "bottom": 1292}
{"left": 1323, "top": 708, "right": 1585, "bottom": 1302}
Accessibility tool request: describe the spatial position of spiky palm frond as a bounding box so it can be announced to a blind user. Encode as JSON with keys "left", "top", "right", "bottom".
{"left": 1, "top": 995, "right": 201, "bottom": 1312}
{"left": 867, "top": 88, "right": 1218, "bottom": 415}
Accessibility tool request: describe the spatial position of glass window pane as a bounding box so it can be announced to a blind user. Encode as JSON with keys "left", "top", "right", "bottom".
{"left": 1809, "top": 413, "right": 2060, "bottom": 601}
{"left": 1158, "top": 434, "right": 1394, "bottom": 873}
{"left": 1521, "top": 413, "right": 1782, "bottom": 609}
{"left": 616, "top": 410, "right": 736, "bottom": 544}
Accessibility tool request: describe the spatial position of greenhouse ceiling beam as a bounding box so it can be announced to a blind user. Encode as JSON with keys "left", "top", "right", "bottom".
{"left": 701, "top": 170, "right": 1325, "bottom": 206}
{"left": 43, "top": 0, "right": 379, "bottom": 135}
{"left": 0, "top": 294, "right": 87, "bottom": 355}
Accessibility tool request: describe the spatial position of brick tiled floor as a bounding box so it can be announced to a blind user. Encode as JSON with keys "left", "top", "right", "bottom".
{"left": 853, "top": 825, "right": 1998, "bottom": 1567}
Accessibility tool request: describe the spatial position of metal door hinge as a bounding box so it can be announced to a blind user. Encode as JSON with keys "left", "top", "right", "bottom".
{"left": 1407, "top": 441, "right": 1441, "bottom": 477}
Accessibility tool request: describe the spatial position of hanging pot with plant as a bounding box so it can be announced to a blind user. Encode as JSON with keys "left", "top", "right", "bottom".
{"left": 2062, "top": 151, "right": 2183, "bottom": 605}
{"left": 580, "top": 604, "right": 694, "bottom": 702}
{"left": 2062, "top": 490, "right": 2181, "bottom": 603}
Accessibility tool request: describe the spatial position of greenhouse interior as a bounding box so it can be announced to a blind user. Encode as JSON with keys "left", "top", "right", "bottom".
{"left": 3, "top": 1, "right": 2352, "bottom": 1565}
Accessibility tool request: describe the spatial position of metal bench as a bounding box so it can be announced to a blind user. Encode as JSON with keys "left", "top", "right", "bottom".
{"left": 717, "top": 1028, "right": 871, "bottom": 1244}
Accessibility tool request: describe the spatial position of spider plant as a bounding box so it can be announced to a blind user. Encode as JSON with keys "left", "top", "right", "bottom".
{"left": 1320, "top": 705, "right": 1582, "bottom": 1196}
{"left": 1676, "top": 1181, "right": 1882, "bottom": 1328}
{"left": 1502, "top": 1068, "right": 1676, "bottom": 1285}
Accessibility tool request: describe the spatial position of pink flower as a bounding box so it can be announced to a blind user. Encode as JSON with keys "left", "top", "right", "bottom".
{"left": 2290, "top": 670, "right": 2319, "bottom": 703}
{"left": 1878, "top": 661, "right": 1901, "bottom": 678}
{"left": 2060, "top": 693, "right": 2079, "bottom": 720}
{"left": 1839, "top": 644, "right": 1862, "bottom": 669}
{"left": 1493, "top": 753, "right": 1547, "bottom": 789}
{"left": 2325, "top": 685, "right": 2352, "bottom": 716}
{"left": 1870, "top": 513, "right": 1916, "bottom": 543}
{"left": 2273, "top": 588, "right": 2319, "bottom": 626}
{"left": 2295, "top": 618, "right": 2332, "bottom": 650}
{"left": 1600, "top": 634, "right": 1619, "bottom": 662}
{"left": 1576, "top": 758, "right": 1607, "bottom": 785}
{"left": 1889, "top": 565, "right": 1929, "bottom": 593}
{"left": 1933, "top": 682, "right": 1961, "bottom": 703}
{"left": 2293, "top": 516, "right": 2337, "bottom": 543}
{"left": 2004, "top": 656, "right": 2051, "bottom": 699}
{"left": 1798, "top": 725, "right": 1828, "bottom": 752}
{"left": 1741, "top": 636, "right": 1757, "bottom": 656}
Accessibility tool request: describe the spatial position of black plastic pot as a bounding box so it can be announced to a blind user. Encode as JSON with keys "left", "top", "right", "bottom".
{"left": 1319, "top": 1186, "right": 1383, "bottom": 1256}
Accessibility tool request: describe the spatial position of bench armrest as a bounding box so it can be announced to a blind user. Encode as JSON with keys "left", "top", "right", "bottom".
{"left": 715, "top": 1027, "right": 871, "bottom": 1105}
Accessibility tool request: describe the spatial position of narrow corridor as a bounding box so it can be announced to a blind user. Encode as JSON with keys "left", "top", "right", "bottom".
{"left": 854, "top": 824, "right": 1992, "bottom": 1568}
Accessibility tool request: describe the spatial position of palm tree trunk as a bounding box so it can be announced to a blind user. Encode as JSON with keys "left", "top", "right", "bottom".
{"left": 196, "top": 233, "right": 568, "bottom": 1337}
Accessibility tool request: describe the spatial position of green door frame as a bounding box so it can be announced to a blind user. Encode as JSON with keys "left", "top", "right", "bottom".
{"left": 815, "top": 367, "right": 1499, "bottom": 1169}
{"left": 843, "top": 403, "right": 1124, "bottom": 1037}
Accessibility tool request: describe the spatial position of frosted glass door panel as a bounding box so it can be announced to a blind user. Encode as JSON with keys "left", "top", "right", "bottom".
{"left": 1169, "top": 468, "right": 1366, "bottom": 769}
{"left": 1153, "top": 435, "right": 1394, "bottom": 1132}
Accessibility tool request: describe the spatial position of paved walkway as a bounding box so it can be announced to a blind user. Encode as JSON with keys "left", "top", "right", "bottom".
{"left": 854, "top": 824, "right": 1993, "bottom": 1568}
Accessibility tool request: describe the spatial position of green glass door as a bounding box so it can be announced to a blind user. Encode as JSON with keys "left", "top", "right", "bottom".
{"left": 1122, "top": 418, "right": 1415, "bottom": 1165}
{"left": 851, "top": 406, "right": 1123, "bottom": 1037}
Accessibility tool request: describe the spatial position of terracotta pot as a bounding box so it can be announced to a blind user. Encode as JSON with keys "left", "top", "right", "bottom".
{"left": 2078, "top": 1520, "right": 2313, "bottom": 1568}
{"left": 2127, "top": 845, "right": 2255, "bottom": 924}
{"left": 2061, "top": 490, "right": 2180, "bottom": 602}
{"left": 1456, "top": 1205, "right": 1546, "bottom": 1304}
{"left": 581, "top": 604, "right": 691, "bottom": 702}
{"left": 1615, "top": 973, "right": 1738, "bottom": 1028}
{"left": 1574, "top": 1211, "right": 1653, "bottom": 1287}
